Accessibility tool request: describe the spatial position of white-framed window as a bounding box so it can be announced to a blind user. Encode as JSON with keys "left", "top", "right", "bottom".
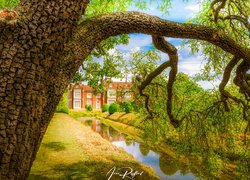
{"left": 96, "top": 100, "right": 101, "bottom": 109}
{"left": 87, "top": 100, "right": 92, "bottom": 105}
{"left": 108, "top": 90, "right": 116, "bottom": 97}
{"left": 74, "top": 100, "right": 81, "bottom": 109}
{"left": 108, "top": 100, "right": 115, "bottom": 105}
{"left": 96, "top": 93, "right": 101, "bottom": 98}
{"left": 87, "top": 93, "right": 92, "bottom": 98}
{"left": 74, "top": 89, "right": 81, "bottom": 98}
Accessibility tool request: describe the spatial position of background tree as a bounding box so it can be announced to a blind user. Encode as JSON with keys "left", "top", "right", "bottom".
{"left": 77, "top": 50, "right": 125, "bottom": 94}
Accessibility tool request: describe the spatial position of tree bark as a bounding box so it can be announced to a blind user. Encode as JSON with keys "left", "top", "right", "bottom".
{"left": 0, "top": 0, "right": 88, "bottom": 179}
{"left": 0, "top": 2, "right": 249, "bottom": 180}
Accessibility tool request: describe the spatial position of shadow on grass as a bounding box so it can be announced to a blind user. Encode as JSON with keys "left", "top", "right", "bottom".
{"left": 43, "top": 142, "right": 66, "bottom": 151}
{"left": 28, "top": 174, "right": 51, "bottom": 180}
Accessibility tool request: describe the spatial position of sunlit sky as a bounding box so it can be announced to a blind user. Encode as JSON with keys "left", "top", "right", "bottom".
{"left": 104, "top": 0, "right": 219, "bottom": 89}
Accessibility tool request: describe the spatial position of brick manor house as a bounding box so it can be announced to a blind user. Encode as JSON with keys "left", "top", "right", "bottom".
{"left": 68, "top": 82, "right": 133, "bottom": 110}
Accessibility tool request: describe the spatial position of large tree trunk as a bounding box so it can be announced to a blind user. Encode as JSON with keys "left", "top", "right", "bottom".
{"left": 0, "top": 0, "right": 89, "bottom": 179}
{"left": 0, "top": 0, "right": 249, "bottom": 179}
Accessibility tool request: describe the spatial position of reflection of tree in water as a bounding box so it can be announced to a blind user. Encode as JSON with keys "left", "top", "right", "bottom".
{"left": 125, "top": 136, "right": 134, "bottom": 146}
{"left": 159, "top": 154, "right": 179, "bottom": 176}
{"left": 139, "top": 144, "right": 150, "bottom": 156}
{"left": 109, "top": 126, "right": 119, "bottom": 137}
{"left": 85, "top": 120, "right": 92, "bottom": 126}
{"left": 101, "top": 123, "right": 109, "bottom": 131}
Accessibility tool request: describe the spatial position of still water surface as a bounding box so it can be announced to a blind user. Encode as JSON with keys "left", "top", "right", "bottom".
{"left": 80, "top": 118, "right": 199, "bottom": 180}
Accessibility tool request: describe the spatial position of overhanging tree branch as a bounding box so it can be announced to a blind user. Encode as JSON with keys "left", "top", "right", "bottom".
{"left": 57, "top": 11, "right": 250, "bottom": 106}
{"left": 219, "top": 56, "right": 243, "bottom": 110}
{"left": 61, "top": 11, "right": 250, "bottom": 73}
{"left": 51, "top": 12, "right": 250, "bottom": 127}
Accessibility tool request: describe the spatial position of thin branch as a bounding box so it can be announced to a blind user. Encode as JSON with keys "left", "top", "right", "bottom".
{"left": 219, "top": 55, "right": 241, "bottom": 111}
{"left": 152, "top": 36, "right": 180, "bottom": 128}
{"left": 213, "top": 0, "right": 227, "bottom": 22}
{"left": 218, "top": 15, "right": 250, "bottom": 31}
{"left": 234, "top": 61, "right": 250, "bottom": 99}
{"left": 138, "top": 61, "right": 171, "bottom": 91}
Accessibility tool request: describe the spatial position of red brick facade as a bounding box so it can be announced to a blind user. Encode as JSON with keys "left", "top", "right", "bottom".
{"left": 68, "top": 82, "right": 132, "bottom": 110}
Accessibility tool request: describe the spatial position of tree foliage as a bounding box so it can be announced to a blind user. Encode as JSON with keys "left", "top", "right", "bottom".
{"left": 56, "top": 89, "right": 69, "bottom": 114}
{"left": 0, "top": 0, "right": 19, "bottom": 9}
{"left": 76, "top": 50, "right": 125, "bottom": 94}
{"left": 109, "top": 103, "right": 120, "bottom": 115}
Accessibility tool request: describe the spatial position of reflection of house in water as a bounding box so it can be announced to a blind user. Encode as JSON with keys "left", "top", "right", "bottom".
{"left": 90, "top": 120, "right": 125, "bottom": 142}
{"left": 91, "top": 120, "right": 102, "bottom": 133}
{"left": 81, "top": 119, "right": 200, "bottom": 179}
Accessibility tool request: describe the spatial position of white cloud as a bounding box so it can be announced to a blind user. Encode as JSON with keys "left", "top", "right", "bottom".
{"left": 184, "top": 4, "right": 200, "bottom": 18}
{"left": 131, "top": 46, "right": 141, "bottom": 52}
{"left": 108, "top": 48, "right": 116, "bottom": 55}
{"left": 116, "top": 34, "right": 152, "bottom": 51}
{"left": 178, "top": 61, "right": 203, "bottom": 76}
{"left": 185, "top": 4, "right": 200, "bottom": 13}
{"left": 197, "top": 80, "right": 221, "bottom": 90}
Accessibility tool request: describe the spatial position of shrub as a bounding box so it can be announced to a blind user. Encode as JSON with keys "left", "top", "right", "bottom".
{"left": 120, "top": 101, "right": 133, "bottom": 113}
{"left": 85, "top": 104, "right": 93, "bottom": 111}
{"left": 108, "top": 103, "right": 119, "bottom": 115}
{"left": 123, "top": 102, "right": 133, "bottom": 113}
{"left": 56, "top": 90, "right": 69, "bottom": 114}
{"left": 102, "top": 104, "right": 109, "bottom": 112}
{"left": 57, "top": 106, "right": 69, "bottom": 114}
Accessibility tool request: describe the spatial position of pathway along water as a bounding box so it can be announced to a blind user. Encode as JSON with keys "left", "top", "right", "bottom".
{"left": 80, "top": 118, "right": 198, "bottom": 180}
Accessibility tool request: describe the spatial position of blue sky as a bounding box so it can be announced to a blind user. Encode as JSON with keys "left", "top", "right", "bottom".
{"left": 115, "top": 0, "right": 218, "bottom": 89}
{"left": 109, "top": 0, "right": 218, "bottom": 89}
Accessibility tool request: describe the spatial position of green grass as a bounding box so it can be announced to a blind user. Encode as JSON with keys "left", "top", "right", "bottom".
{"left": 29, "top": 113, "right": 158, "bottom": 180}
{"left": 68, "top": 110, "right": 101, "bottom": 119}
{"left": 102, "top": 112, "right": 145, "bottom": 128}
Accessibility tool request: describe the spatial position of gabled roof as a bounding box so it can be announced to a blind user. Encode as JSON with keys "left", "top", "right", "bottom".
{"left": 104, "top": 82, "right": 132, "bottom": 90}
{"left": 69, "top": 81, "right": 132, "bottom": 92}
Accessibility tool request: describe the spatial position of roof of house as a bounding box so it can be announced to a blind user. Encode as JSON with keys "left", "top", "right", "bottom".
{"left": 70, "top": 81, "right": 132, "bottom": 92}
{"left": 104, "top": 82, "right": 132, "bottom": 90}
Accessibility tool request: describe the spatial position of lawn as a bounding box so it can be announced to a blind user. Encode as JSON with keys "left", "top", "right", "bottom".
{"left": 29, "top": 113, "right": 158, "bottom": 180}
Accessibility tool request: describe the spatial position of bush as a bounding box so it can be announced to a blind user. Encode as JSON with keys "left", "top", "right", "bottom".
{"left": 108, "top": 103, "right": 119, "bottom": 115}
{"left": 120, "top": 101, "right": 133, "bottom": 113}
{"left": 85, "top": 104, "right": 93, "bottom": 111}
{"left": 123, "top": 102, "right": 133, "bottom": 113}
{"left": 57, "top": 106, "right": 69, "bottom": 114}
{"left": 102, "top": 104, "right": 109, "bottom": 112}
{"left": 56, "top": 90, "right": 69, "bottom": 114}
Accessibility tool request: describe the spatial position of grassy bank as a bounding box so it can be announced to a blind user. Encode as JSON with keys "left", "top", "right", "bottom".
{"left": 101, "top": 112, "right": 144, "bottom": 128}
{"left": 29, "top": 113, "right": 158, "bottom": 180}
{"left": 98, "top": 112, "right": 250, "bottom": 179}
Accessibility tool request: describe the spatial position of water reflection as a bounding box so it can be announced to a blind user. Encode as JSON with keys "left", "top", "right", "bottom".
{"left": 81, "top": 119, "right": 198, "bottom": 180}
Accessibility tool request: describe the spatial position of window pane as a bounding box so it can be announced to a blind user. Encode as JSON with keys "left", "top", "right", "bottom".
{"left": 96, "top": 100, "right": 100, "bottom": 109}
{"left": 74, "top": 100, "right": 81, "bottom": 108}
{"left": 74, "top": 89, "right": 81, "bottom": 98}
